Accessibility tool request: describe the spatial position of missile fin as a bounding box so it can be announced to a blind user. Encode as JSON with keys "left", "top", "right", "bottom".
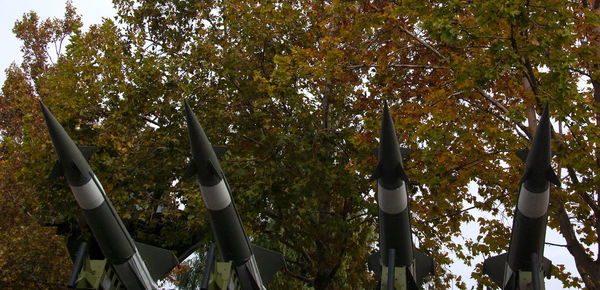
{"left": 531, "top": 253, "right": 541, "bottom": 290}
{"left": 516, "top": 149, "right": 557, "bottom": 163}
{"left": 370, "top": 162, "right": 408, "bottom": 183}
{"left": 387, "top": 249, "right": 396, "bottom": 290}
{"left": 213, "top": 146, "right": 228, "bottom": 158}
{"left": 135, "top": 241, "right": 179, "bottom": 281}
{"left": 49, "top": 161, "right": 64, "bottom": 179}
{"left": 505, "top": 273, "right": 517, "bottom": 290}
{"left": 177, "top": 240, "right": 205, "bottom": 262}
{"left": 49, "top": 146, "right": 97, "bottom": 179}
{"left": 79, "top": 146, "right": 97, "bottom": 160}
{"left": 396, "top": 163, "right": 409, "bottom": 184}
{"left": 367, "top": 251, "right": 382, "bottom": 278}
{"left": 183, "top": 160, "right": 220, "bottom": 180}
{"left": 250, "top": 244, "right": 286, "bottom": 283}
{"left": 546, "top": 167, "right": 561, "bottom": 186}
{"left": 50, "top": 160, "right": 85, "bottom": 181}
{"left": 516, "top": 149, "right": 529, "bottom": 163}
{"left": 206, "top": 160, "right": 220, "bottom": 178}
{"left": 183, "top": 146, "right": 227, "bottom": 181}
{"left": 371, "top": 147, "right": 412, "bottom": 161}
{"left": 370, "top": 162, "right": 383, "bottom": 181}
{"left": 519, "top": 169, "right": 530, "bottom": 185}
{"left": 400, "top": 147, "right": 412, "bottom": 160}
{"left": 482, "top": 253, "right": 507, "bottom": 288}
{"left": 182, "top": 162, "right": 197, "bottom": 180}
{"left": 72, "top": 159, "right": 88, "bottom": 177}
{"left": 542, "top": 256, "right": 553, "bottom": 278}
{"left": 183, "top": 159, "right": 220, "bottom": 180}
{"left": 414, "top": 249, "right": 434, "bottom": 286}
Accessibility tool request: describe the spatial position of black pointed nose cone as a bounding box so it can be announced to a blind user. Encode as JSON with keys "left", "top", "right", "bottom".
{"left": 523, "top": 103, "right": 552, "bottom": 191}
{"left": 378, "top": 101, "right": 404, "bottom": 189}
{"left": 40, "top": 102, "right": 92, "bottom": 186}
{"left": 183, "top": 101, "right": 222, "bottom": 186}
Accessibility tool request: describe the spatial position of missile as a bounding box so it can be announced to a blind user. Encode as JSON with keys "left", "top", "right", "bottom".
{"left": 183, "top": 101, "right": 284, "bottom": 290}
{"left": 41, "top": 102, "right": 178, "bottom": 290}
{"left": 483, "top": 104, "right": 558, "bottom": 289}
{"left": 369, "top": 102, "right": 434, "bottom": 289}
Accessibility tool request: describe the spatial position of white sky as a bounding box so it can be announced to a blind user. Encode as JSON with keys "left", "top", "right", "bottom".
{"left": 0, "top": 0, "right": 116, "bottom": 84}
{"left": 0, "top": 1, "right": 583, "bottom": 289}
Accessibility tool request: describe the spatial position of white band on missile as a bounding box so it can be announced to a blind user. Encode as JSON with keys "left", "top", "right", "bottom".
{"left": 517, "top": 185, "right": 549, "bottom": 218}
{"left": 378, "top": 182, "right": 408, "bottom": 214}
{"left": 69, "top": 178, "right": 105, "bottom": 210}
{"left": 200, "top": 180, "right": 231, "bottom": 211}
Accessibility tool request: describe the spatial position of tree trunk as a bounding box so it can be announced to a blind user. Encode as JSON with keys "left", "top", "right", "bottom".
{"left": 556, "top": 205, "right": 600, "bottom": 287}
{"left": 523, "top": 76, "right": 538, "bottom": 137}
{"left": 554, "top": 2, "right": 600, "bottom": 287}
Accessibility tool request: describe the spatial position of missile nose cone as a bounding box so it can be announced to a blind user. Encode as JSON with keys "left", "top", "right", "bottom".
{"left": 527, "top": 103, "right": 551, "bottom": 168}
{"left": 183, "top": 101, "right": 223, "bottom": 186}
{"left": 522, "top": 103, "right": 556, "bottom": 192}
{"left": 183, "top": 101, "right": 196, "bottom": 126}
{"left": 40, "top": 101, "right": 56, "bottom": 128}
{"left": 40, "top": 102, "right": 92, "bottom": 186}
{"left": 533, "top": 103, "right": 550, "bottom": 146}
{"left": 379, "top": 102, "right": 402, "bottom": 162}
{"left": 375, "top": 101, "right": 406, "bottom": 189}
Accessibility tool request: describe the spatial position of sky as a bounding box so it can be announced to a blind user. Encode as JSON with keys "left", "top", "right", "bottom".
{"left": 0, "top": 0, "right": 116, "bottom": 83}
{"left": 0, "top": 1, "right": 585, "bottom": 289}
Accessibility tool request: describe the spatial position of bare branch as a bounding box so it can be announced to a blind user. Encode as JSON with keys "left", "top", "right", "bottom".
{"left": 285, "top": 270, "right": 313, "bottom": 283}
{"left": 556, "top": 204, "right": 599, "bottom": 285}
{"left": 473, "top": 88, "right": 531, "bottom": 138}
{"left": 241, "top": 135, "right": 261, "bottom": 145}
{"left": 424, "top": 205, "right": 477, "bottom": 223}
{"left": 284, "top": 256, "right": 309, "bottom": 269}
{"left": 474, "top": 88, "right": 509, "bottom": 114}
{"left": 397, "top": 25, "right": 446, "bottom": 60}
{"left": 567, "top": 167, "right": 600, "bottom": 215}
{"left": 545, "top": 242, "right": 567, "bottom": 247}
{"left": 141, "top": 116, "right": 161, "bottom": 127}
{"left": 459, "top": 93, "right": 529, "bottom": 140}
{"left": 346, "top": 63, "right": 449, "bottom": 70}
{"left": 570, "top": 68, "right": 592, "bottom": 78}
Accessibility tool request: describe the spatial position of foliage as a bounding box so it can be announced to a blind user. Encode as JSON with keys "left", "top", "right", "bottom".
{"left": 1, "top": 0, "right": 599, "bottom": 289}
{"left": 402, "top": 0, "right": 600, "bottom": 287}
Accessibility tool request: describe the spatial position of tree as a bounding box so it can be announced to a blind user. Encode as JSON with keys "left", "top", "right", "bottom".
{"left": 1, "top": 1, "right": 208, "bottom": 287}
{"left": 0, "top": 4, "right": 81, "bottom": 288}
{"left": 2, "top": 0, "right": 598, "bottom": 289}
{"left": 398, "top": 0, "right": 600, "bottom": 287}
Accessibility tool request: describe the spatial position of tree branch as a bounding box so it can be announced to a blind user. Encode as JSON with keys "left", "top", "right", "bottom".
{"left": 397, "top": 25, "right": 446, "bottom": 60}
{"left": 473, "top": 88, "right": 531, "bottom": 138}
{"left": 346, "top": 63, "right": 449, "bottom": 70}
{"left": 566, "top": 167, "right": 600, "bottom": 215}
{"left": 424, "top": 205, "right": 477, "bottom": 223}
{"left": 570, "top": 68, "right": 592, "bottom": 78}
{"left": 285, "top": 270, "right": 313, "bottom": 283}
{"left": 556, "top": 204, "right": 599, "bottom": 286}
{"left": 545, "top": 242, "right": 567, "bottom": 247}
{"left": 141, "top": 116, "right": 160, "bottom": 127}
{"left": 241, "top": 135, "right": 261, "bottom": 145}
{"left": 284, "top": 256, "right": 309, "bottom": 269}
{"left": 474, "top": 88, "right": 509, "bottom": 114}
{"left": 262, "top": 227, "right": 315, "bottom": 267}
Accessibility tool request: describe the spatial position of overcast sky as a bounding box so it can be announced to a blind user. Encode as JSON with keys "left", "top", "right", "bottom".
{"left": 0, "top": 1, "right": 582, "bottom": 289}
{"left": 0, "top": 0, "right": 116, "bottom": 83}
